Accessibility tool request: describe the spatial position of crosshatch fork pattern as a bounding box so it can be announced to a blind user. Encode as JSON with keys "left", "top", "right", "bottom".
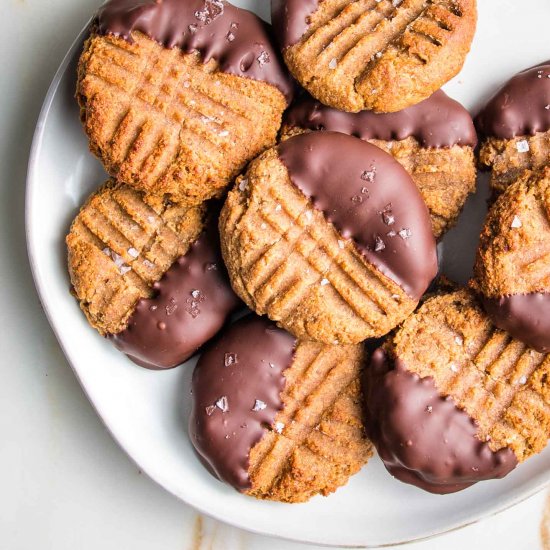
{"left": 284, "top": 0, "right": 476, "bottom": 112}
{"left": 77, "top": 31, "right": 287, "bottom": 204}
{"left": 392, "top": 290, "right": 550, "bottom": 462}
{"left": 220, "top": 148, "right": 419, "bottom": 344}
{"left": 67, "top": 180, "right": 206, "bottom": 335}
{"left": 247, "top": 341, "right": 372, "bottom": 502}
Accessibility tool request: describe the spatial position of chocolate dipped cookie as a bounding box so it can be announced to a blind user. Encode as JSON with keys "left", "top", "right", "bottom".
{"left": 476, "top": 61, "right": 550, "bottom": 195}
{"left": 281, "top": 90, "right": 477, "bottom": 237}
{"left": 219, "top": 131, "right": 438, "bottom": 344}
{"left": 272, "top": 0, "right": 477, "bottom": 113}
{"left": 77, "top": 0, "right": 293, "bottom": 206}
{"left": 472, "top": 166, "right": 550, "bottom": 353}
{"left": 365, "top": 289, "right": 550, "bottom": 494}
{"left": 190, "top": 314, "right": 372, "bottom": 502}
{"left": 67, "top": 180, "right": 241, "bottom": 369}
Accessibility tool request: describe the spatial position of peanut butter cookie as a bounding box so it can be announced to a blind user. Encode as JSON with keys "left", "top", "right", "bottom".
{"left": 77, "top": 0, "right": 293, "bottom": 205}
{"left": 476, "top": 61, "right": 550, "bottom": 195}
{"left": 472, "top": 167, "right": 550, "bottom": 353}
{"left": 67, "top": 180, "right": 240, "bottom": 369}
{"left": 272, "top": 0, "right": 477, "bottom": 113}
{"left": 281, "top": 90, "right": 477, "bottom": 237}
{"left": 365, "top": 288, "right": 550, "bottom": 494}
{"left": 220, "top": 132, "right": 438, "bottom": 344}
{"left": 190, "top": 314, "right": 372, "bottom": 502}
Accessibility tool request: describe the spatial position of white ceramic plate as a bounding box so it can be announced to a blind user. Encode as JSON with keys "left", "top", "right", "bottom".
{"left": 26, "top": 1, "right": 550, "bottom": 547}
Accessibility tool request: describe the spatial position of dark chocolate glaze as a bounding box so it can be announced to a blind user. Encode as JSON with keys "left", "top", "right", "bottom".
{"left": 482, "top": 292, "right": 550, "bottom": 353}
{"left": 271, "top": 0, "right": 319, "bottom": 49}
{"left": 284, "top": 91, "right": 477, "bottom": 148}
{"left": 96, "top": 0, "right": 293, "bottom": 101}
{"left": 475, "top": 61, "right": 550, "bottom": 139}
{"left": 277, "top": 132, "right": 438, "bottom": 300}
{"left": 189, "top": 315, "right": 296, "bottom": 491}
{"left": 111, "top": 224, "right": 242, "bottom": 370}
{"left": 364, "top": 349, "right": 518, "bottom": 494}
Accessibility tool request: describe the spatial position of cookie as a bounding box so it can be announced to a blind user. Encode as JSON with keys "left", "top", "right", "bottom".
{"left": 281, "top": 90, "right": 477, "bottom": 237}
{"left": 476, "top": 61, "right": 550, "bottom": 195}
{"left": 77, "top": 0, "right": 293, "bottom": 206}
{"left": 219, "top": 131, "right": 438, "bottom": 344}
{"left": 189, "top": 314, "right": 372, "bottom": 502}
{"left": 365, "top": 288, "right": 550, "bottom": 494}
{"left": 272, "top": 0, "right": 477, "bottom": 113}
{"left": 67, "top": 180, "right": 241, "bottom": 369}
{"left": 472, "top": 167, "right": 550, "bottom": 353}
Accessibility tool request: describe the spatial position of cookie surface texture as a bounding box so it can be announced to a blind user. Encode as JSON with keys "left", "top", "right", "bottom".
{"left": 282, "top": 90, "right": 477, "bottom": 237}
{"left": 67, "top": 181, "right": 240, "bottom": 369}
{"left": 366, "top": 289, "right": 550, "bottom": 493}
{"left": 190, "top": 314, "right": 372, "bottom": 502}
{"left": 472, "top": 166, "right": 550, "bottom": 353}
{"left": 476, "top": 61, "right": 550, "bottom": 195}
{"left": 77, "top": 0, "right": 293, "bottom": 204}
{"left": 272, "top": 0, "right": 477, "bottom": 113}
{"left": 220, "top": 131, "right": 438, "bottom": 344}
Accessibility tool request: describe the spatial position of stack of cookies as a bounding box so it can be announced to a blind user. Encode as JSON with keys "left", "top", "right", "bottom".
{"left": 67, "top": 0, "right": 549, "bottom": 501}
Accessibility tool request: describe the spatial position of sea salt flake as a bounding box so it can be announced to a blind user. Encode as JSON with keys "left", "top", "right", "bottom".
{"left": 338, "top": 240, "right": 345, "bottom": 249}
{"left": 361, "top": 186, "right": 370, "bottom": 196}
{"left": 351, "top": 195, "right": 363, "bottom": 204}
{"left": 274, "top": 422, "right": 285, "bottom": 433}
{"left": 224, "top": 353, "right": 238, "bottom": 367}
{"left": 218, "top": 130, "right": 229, "bottom": 137}
{"left": 216, "top": 396, "right": 229, "bottom": 412}
{"left": 450, "top": 363, "right": 459, "bottom": 373}
{"left": 165, "top": 298, "right": 178, "bottom": 316}
{"left": 252, "top": 399, "right": 267, "bottom": 411}
{"left": 320, "top": 278, "right": 330, "bottom": 286}
{"left": 269, "top": 362, "right": 275, "bottom": 369}
{"left": 511, "top": 215, "right": 522, "bottom": 228}
{"left": 546, "top": 105, "right": 550, "bottom": 110}
{"left": 188, "top": 24, "right": 198, "bottom": 33}
{"left": 398, "top": 228, "right": 412, "bottom": 240}
{"left": 143, "top": 259, "right": 155, "bottom": 269}
{"left": 194, "top": 0, "right": 224, "bottom": 24}
{"left": 455, "top": 336, "right": 463, "bottom": 345}
{"left": 516, "top": 139, "right": 530, "bottom": 153}
{"left": 205, "top": 262, "right": 218, "bottom": 271}
{"left": 205, "top": 405, "right": 216, "bottom": 416}
{"left": 226, "top": 31, "right": 235, "bottom": 42}
{"left": 329, "top": 58, "right": 338, "bottom": 69}
{"left": 305, "top": 210, "right": 313, "bottom": 221}
{"left": 519, "top": 375, "right": 527, "bottom": 385}
{"left": 426, "top": 405, "right": 433, "bottom": 413}
{"left": 191, "top": 289, "right": 202, "bottom": 299}
{"left": 374, "top": 236, "right": 386, "bottom": 252}
{"left": 361, "top": 167, "right": 376, "bottom": 182}
{"left": 119, "top": 265, "right": 131, "bottom": 275}
{"left": 102, "top": 247, "right": 111, "bottom": 256}
{"left": 238, "top": 178, "right": 248, "bottom": 191}
{"left": 275, "top": 204, "right": 282, "bottom": 212}
{"left": 257, "top": 51, "right": 270, "bottom": 66}
{"left": 387, "top": 230, "right": 397, "bottom": 237}
{"left": 127, "top": 247, "right": 139, "bottom": 258}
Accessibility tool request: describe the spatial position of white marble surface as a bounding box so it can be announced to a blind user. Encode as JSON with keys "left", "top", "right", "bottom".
{"left": 1, "top": 1, "right": 549, "bottom": 548}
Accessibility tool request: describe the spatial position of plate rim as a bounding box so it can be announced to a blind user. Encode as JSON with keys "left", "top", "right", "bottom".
{"left": 25, "top": 19, "right": 550, "bottom": 549}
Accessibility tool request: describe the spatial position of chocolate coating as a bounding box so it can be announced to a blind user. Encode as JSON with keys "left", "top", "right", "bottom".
{"left": 96, "top": 0, "right": 293, "bottom": 101}
{"left": 284, "top": 91, "right": 477, "bottom": 148}
{"left": 271, "top": 0, "right": 319, "bottom": 49}
{"left": 277, "top": 132, "right": 438, "bottom": 300}
{"left": 365, "top": 349, "right": 518, "bottom": 494}
{"left": 482, "top": 292, "right": 550, "bottom": 353}
{"left": 111, "top": 225, "right": 241, "bottom": 370}
{"left": 475, "top": 61, "right": 550, "bottom": 139}
{"left": 190, "top": 315, "right": 296, "bottom": 490}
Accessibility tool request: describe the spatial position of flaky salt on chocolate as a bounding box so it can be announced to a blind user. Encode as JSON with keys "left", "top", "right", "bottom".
{"left": 190, "top": 315, "right": 372, "bottom": 502}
